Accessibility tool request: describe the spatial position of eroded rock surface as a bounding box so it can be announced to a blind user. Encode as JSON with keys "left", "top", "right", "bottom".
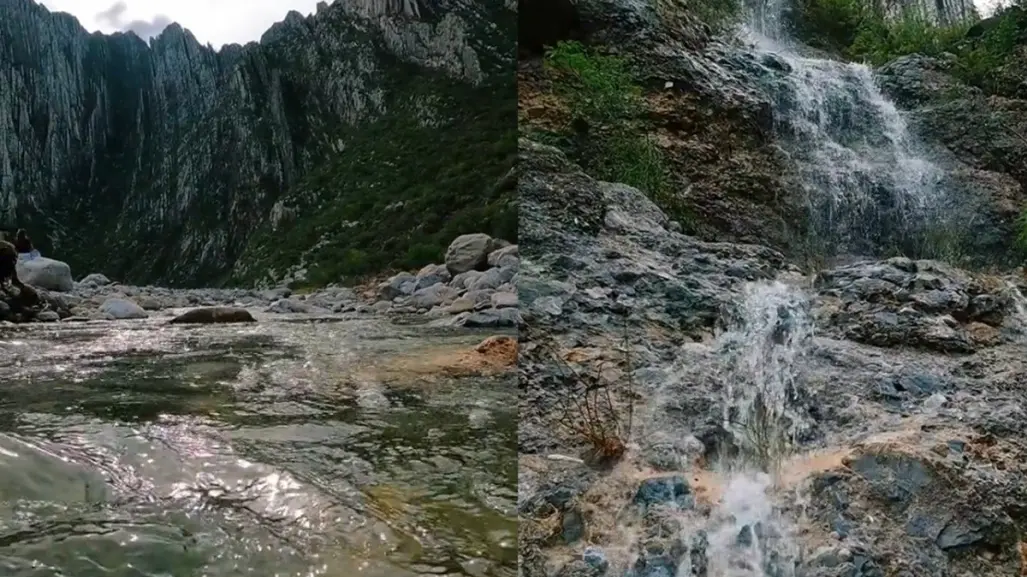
{"left": 517, "top": 141, "right": 1027, "bottom": 577}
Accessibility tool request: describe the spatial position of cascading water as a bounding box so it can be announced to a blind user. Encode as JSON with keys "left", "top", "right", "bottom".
{"left": 742, "top": 0, "right": 952, "bottom": 261}
{"left": 717, "top": 281, "right": 814, "bottom": 470}
{"left": 1003, "top": 280, "right": 1027, "bottom": 333}
{"left": 664, "top": 282, "right": 813, "bottom": 577}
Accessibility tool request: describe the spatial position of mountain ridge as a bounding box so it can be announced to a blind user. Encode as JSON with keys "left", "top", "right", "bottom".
{"left": 0, "top": 0, "right": 515, "bottom": 287}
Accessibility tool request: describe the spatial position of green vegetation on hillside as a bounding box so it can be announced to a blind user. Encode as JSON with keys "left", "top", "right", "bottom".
{"left": 525, "top": 41, "right": 684, "bottom": 219}
{"left": 793, "top": 0, "right": 1026, "bottom": 93}
{"left": 231, "top": 64, "right": 517, "bottom": 289}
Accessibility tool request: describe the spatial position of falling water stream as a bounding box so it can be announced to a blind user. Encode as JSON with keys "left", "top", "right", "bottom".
{"left": 660, "top": 2, "right": 978, "bottom": 572}
{"left": 744, "top": 0, "right": 951, "bottom": 261}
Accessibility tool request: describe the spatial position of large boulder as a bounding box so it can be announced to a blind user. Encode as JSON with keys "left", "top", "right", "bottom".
{"left": 444, "top": 233, "right": 496, "bottom": 275}
{"left": 16, "top": 257, "right": 73, "bottom": 292}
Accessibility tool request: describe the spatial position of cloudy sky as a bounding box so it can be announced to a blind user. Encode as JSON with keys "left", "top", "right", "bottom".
{"left": 39, "top": 0, "right": 322, "bottom": 48}
{"left": 35, "top": 0, "right": 1010, "bottom": 49}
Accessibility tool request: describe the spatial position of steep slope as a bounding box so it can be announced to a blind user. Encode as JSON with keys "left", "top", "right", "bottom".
{"left": 0, "top": 0, "right": 516, "bottom": 287}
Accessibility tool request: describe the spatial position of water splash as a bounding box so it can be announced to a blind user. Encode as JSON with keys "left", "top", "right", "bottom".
{"left": 702, "top": 474, "right": 799, "bottom": 577}
{"left": 742, "top": 0, "right": 949, "bottom": 260}
{"left": 1003, "top": 280, "right": 1027, "bottom": 333}
{"left": 654, "top": 283, "right": 812, "bottom": 577}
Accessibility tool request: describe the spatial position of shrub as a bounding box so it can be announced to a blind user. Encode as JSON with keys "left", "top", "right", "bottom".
{"left": 523, "top": 323, "right": 636, "bottom": 464}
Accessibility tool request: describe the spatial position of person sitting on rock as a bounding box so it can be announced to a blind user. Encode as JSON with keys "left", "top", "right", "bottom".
{"left": 0, "top": 240, "right": 25, "bottom": 290}
{"left": 14, "top": 229, "right": 39, "bottom": 259}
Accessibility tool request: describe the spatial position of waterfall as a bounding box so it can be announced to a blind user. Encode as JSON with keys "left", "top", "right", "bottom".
{"left": 743, "top": 0, "right": 953, "bottom": 262}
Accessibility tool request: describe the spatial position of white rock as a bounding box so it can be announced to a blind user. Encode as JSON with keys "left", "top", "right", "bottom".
{"left": 924, "top": 393, "right": 948, "bottom": 410}
{"left": 79, "top": 273, "right": 112, "bottom": 287}
{"left": 99, "top": 298, "right": 148, "bottom": 320}
{"left": 17, "top": 257, "right": 73, "bottom": 292}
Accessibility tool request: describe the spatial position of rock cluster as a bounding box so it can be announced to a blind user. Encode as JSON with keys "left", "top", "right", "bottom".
{"left": 517, "top": 140, "right": 1027, "bottom": 577}
{"left": 0, "top": 232, "right": 520, "bottom": 326}
{"left": 374, "top": 233, "right": 521, "bottom": 328}
{"left": 813, "top": 257, "right": 1022, "bottom": 353}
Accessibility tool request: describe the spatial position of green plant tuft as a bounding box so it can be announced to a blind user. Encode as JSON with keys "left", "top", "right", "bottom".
{"left": 541, "top": 41, "right": 672, "bottom": 210}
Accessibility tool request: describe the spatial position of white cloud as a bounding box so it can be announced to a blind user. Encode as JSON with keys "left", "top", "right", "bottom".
{"left": 39, "top": 0, "right": 323, "bottom": 48}
{"left": 974, "top": 0, "right": 1008, "bottom": 16}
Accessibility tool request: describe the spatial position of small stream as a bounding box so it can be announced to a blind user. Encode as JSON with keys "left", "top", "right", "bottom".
{"left": 0, "top": 312, "right": 517, "bottom": 576}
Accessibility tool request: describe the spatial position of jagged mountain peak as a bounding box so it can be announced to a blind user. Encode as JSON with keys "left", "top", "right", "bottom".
{"left": 345, "top": 0, "right": 427, "bottom": 19}
{"left": 0, "top": 0, "right": 515, "bottom": 287}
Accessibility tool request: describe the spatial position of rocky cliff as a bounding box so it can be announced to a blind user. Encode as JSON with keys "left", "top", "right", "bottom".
{"left": 879, "top": 0, "right": 977, "bottom": 24}
{"left": 518, "top": 1, "right": 1027, "bottom": 576}
{"left": 0, "top": 0, "right": 516, "bottom": 287}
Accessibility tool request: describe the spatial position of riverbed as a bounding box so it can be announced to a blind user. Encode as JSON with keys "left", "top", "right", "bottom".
{"left": 0, "top": 311, "right": 517, "bottom": 576}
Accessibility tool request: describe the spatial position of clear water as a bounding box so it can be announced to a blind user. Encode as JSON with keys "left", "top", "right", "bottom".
{"left": 0, "top": 315, "right": 516, "bottom": 576}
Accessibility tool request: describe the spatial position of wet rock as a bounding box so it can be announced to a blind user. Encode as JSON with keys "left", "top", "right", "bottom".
{"left": 555, "top": 559, "right": 603, "bottom": 577}
{"left": 633, "top": 476, "right": 693, "bottom": 513}
{"left": 582, "top": 547, "right": 608, "bottom": 574}
{"left": 99, "top": 298, "right": 147, "bottom": 320}
{"left": 562, "top": 506, "right": 585, "bottom": 543}
{"left": 445, "top": 233, "right": 496, "bottom": 275}
{"left": 36, "top": 310, "right": 60, "bottom": 322}
{"left": 813, "top": 258, "right": 1016, "bottom": 353}
{"left": 169, "top": 307, "right": 257, "bottom": 324}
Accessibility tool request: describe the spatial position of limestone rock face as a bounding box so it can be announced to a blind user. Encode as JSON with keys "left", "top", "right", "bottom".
{"left": 0, "top": 0, "right": 515, "bottom": 287}
{"left": 879, "top": 0, "right": 977, "bottom": 25}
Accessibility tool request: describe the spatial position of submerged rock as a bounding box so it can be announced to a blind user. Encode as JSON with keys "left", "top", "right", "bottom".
{"left": 169, "top": 307, "right": 257, "bottom": 324}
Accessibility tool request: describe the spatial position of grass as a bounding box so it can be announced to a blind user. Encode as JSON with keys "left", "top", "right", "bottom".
{"left": 535, "top": 41, "right": 673, "bottom": 214}
{"left": 230, "top": 62, "right": 517, "bottom": 289}
{"left": 792, "top": 0, "right": 1026, "bottom": 95}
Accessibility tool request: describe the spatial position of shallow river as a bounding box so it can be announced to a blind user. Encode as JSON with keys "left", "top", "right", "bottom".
{"left": 0, "top": 311, "right": 517, "bottom": 577}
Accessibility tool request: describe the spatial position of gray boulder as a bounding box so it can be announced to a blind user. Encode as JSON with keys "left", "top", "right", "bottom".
{"left": 17, "top": 257, "right": 73, "bottom": 292}
{"left": 444, "top": 233, "right": 496, "bottom": 275}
